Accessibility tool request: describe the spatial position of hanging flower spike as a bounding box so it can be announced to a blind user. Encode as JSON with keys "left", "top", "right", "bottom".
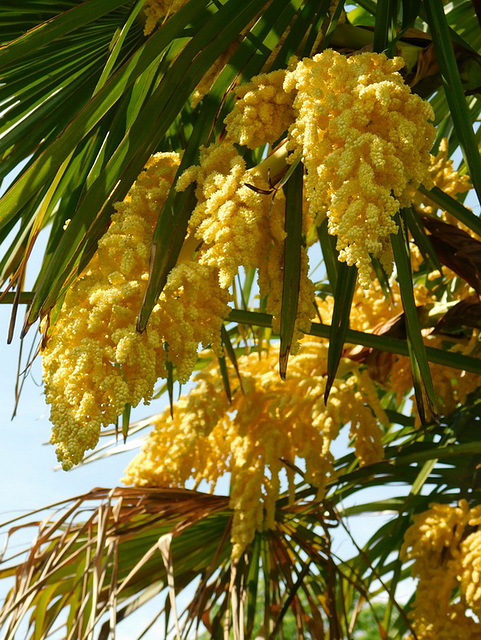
{"left": 224, "top": 68, "right": 295, "bottom": 149}
{"left": 124, "top": 337, "right": 387, "bottom": 560}
{"left": 42, "top": 153, "right": 230, "bottom": 470}
{"left": 284, "top": 49, "right": 435, "bottom": 287}
{"left": 401, "top": 500, "right": 481, "bottom": 638}
{"left": 177, "top": 141, "right": 286, "bottom": 289}
{"left": 42, "top": 153, "right": 180, "bottom": 469}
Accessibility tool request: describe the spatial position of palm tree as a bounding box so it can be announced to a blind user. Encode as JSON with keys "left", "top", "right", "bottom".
{"left": 0, "top": 0, "right": 480, "bottom": 637}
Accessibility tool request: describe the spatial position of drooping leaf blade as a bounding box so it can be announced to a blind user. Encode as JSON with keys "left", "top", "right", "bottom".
{"left": 279, "top": 160, "right": 304, "bottom": 379}
{"left": 391, "top": 211, "right": 437, "bottom": 421}
{"left": 324, "top": 262, "right": 357, "bottom": 402}
{"left": 423, "top": 0, "right": 481, "bottom": 203}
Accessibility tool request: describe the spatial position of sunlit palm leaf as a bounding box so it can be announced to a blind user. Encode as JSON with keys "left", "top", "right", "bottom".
{"left": 424, "top": 0, "right": 481, "bottom": 200}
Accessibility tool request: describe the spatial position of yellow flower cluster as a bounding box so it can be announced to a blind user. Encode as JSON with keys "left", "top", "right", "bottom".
{"left": 461, "top": 526, "right": 481, "bottom": 615}
{"left": 349, "top": 279, "right": 402, "bottom": 332}
{"left": 387, "top": 331, "right": 481, "bottom": 416}
{"left": 42, "top": 153, "right": 230, "bottom": 469}
{"left": 177, "top": 141, "right": 285, "bottom": 288}
{"left": 224, "top": 69, "right": 295, "bottom": 149}
{"left": 124, "top": 337, "right": 387, "bottom": 559}
{"left": 402, "top": 500, "right": 481, "bottom": 638}
{"left": 422, "top": 137, "right": 472, "bottom": 219}
{"left": 177, "top": 141, "right": 315, "bottom": 346}
{"left": 142, "top": 0, "right": 188, "bottom": 35}
{"left": 177, "top": 49, "right": 435, "bottom": 355}
{"left": 284, "top": 50, "right": 435, "bottom": 286}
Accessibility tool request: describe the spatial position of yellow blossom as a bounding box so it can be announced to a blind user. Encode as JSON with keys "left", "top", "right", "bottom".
{"left": 124, "top": 337, "right": 387, "bottom": 559}
{"left": 401, "top": 500, "right": 469, "bottom": 573}
{"left": 124, "top": 368, "right": 231, "bottom": 489}
{"left": 402, "top": 500, "right": 481, "bottom": 638}
{"left": 284, "top": 49, "right": 435, "bottom": 286}
{"left": 461, "top": 529, "right": 481, "bottom": 616}
{"left": 142, "top": 0, "right": 188, "bottom": 35}
{"left": 177, "top": 141, "right": 283, "bottom": 287}
{"left": 224, "top": 69, "right": 295, "bottom": 149}
{"left": 177, "top": 140, "right": 315, "bottom": 349}
{"left": 407, "top": 584, "right": 481, "bottom": 640}
{"left": 42, "top": 153, "right": 230, "bottom": 470}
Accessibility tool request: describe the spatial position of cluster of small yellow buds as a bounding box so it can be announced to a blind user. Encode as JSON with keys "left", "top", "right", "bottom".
{"left": 177, "top": 48, "right": 436, "bottom": 357}
{"left": 402, "top": 500, "right": 481, "bottom": 638}
{"left": 154, "top": 260, "right": 231, "bottom": 383}
{"left": 177, "top": 141, "right": 285, "bottom": 289}
{"left": 283, "top": 50, "right": 435, "bottom": 286}
{"left": 423, "top": 137, "right": 472, "bottom": 218}
{"left": 124, "top": 337, "right": 387, "bottom": 559}
{"left": 142, "top": 0, "right": 188, "bottom": 35}
{"left": 176, "top": 140, "right": 315, "bottom": 345}
{"left": 224, "top": 69, "right": 295, "bottom": 149}
{"left": 42, "top": 153, "right": 230, "bottom": 469}
{"left": 222, "top": 49, "right": 435, "bottom": 287}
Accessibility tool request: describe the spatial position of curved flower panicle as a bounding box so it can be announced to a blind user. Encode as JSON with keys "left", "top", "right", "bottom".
{"left": 402, "top": 500, "right": 481, "bottom": 639}
{"left": 224, "top": 68, "right": 295, "bottom": 149}
{"left": 284, "top": 49, "right": 435, "bottom": 286}
{"left": 142, "top": 0, "right": 188, "bottom": 34}
{"left": 42, "top": 153, "right": 231, "bottom": 470}
{"left": 124, "top": 337, "right": 387, "bottom": 559}
{"left": 42, "top": 153, "right": 181, "bottom": 469}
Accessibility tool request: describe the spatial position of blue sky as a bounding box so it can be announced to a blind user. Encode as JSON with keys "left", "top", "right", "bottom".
{"left": 0, "top": 302, "right": 139, "bottom": 516}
